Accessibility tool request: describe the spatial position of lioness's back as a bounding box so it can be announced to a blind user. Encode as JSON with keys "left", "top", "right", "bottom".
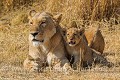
{"left": 85, "top": 27, "right": 105, "bottom": 54}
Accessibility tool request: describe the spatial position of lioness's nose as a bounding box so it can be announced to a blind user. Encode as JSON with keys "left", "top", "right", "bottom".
{"left": 31, "top": 32, "right": 38, "bottom": 37}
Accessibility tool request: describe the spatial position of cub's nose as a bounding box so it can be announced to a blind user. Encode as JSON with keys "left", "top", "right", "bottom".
{"left": 31, "top": 32, "right": 38, "bottom": 37}
{"left": 70, "top": 38, "right": 73, "bottom": 40}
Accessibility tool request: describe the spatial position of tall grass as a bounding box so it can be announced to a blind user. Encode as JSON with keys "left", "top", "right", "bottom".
{"left": 0, "top": 0, "right": 120, "bottom": 21}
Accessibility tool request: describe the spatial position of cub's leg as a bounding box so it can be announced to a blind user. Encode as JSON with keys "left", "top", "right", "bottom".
{"left": 72, "top": 55, "right": 80, "bottom": 70}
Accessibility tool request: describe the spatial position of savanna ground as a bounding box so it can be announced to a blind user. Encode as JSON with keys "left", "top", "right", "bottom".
{"left": 0, "top": 0, "right": 120, "bottom": 80}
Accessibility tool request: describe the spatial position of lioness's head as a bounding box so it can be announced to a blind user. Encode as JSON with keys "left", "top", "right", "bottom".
{"left": 63, "top": 21, "right": 85, "bottom": 46}
{"left": 28, "top": 10, "right": 62, "bottom": 47}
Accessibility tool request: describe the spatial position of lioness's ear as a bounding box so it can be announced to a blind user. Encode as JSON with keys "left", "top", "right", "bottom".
{"left": 79, "top": 28, "right": 85, "bottom": 36}
{"left": 71, "top": 21, "right": 77, "bottom": 28}
{"left": 29, "top": 10, "right": 37, "bottom": 18}
{"left": 54, "top": 13, "right": 62, "bottom": 23}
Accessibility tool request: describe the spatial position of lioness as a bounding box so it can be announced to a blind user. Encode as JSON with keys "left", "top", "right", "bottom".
{"left": 85, "top": 25, "right": 105, "bottom": 54}
{"left": 24, "top": 10, "right": 71, "bottom": 72}
{"left": 62, "top": 24, "right": 111, "bottom": 69}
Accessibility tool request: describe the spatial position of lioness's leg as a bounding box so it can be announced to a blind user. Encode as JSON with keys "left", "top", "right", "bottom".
{"left": 47, "top": 53, "right": 72, "bottom": 73}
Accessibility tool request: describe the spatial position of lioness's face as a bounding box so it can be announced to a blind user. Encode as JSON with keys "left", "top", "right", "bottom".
{"left": 28, "top": 11, "right": 61, "bottom": 47}
{"left": 65, "top": 28, "right": 85, "bottom": 46}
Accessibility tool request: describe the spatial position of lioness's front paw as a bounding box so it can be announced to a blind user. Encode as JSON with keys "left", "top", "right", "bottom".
{"left": 23, "top": 58, "right": 41, "bottom": 73}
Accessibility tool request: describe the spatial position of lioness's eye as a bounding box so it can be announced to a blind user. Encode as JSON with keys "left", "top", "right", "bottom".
{"left": 41, "top": 22, "right": 45, "bottom": 24}
{"left": 67, "top": 34, "right": 69, "bottom": 35}
{"left": 30, "top": 22, "right": 33, "bottom": 25}
{"left": 41, "top": 22, "right": 46, "bottom": 24}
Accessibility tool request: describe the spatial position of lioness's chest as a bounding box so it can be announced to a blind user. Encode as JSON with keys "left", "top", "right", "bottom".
{"left": 40, "top": 45, "right": 48, "bottom": 52}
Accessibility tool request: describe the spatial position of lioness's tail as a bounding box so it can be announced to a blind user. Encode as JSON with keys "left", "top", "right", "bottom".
{"left": 92, "top": 49, "right": 113, "bottom": 67}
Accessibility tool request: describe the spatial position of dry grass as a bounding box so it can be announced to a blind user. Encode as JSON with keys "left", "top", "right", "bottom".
{"left": 0, "top": 0, "right": 120, "bottom": 80}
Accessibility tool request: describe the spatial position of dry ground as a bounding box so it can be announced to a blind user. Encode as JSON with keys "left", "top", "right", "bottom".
{"left": 0, "top": 16, "right": 120, "bottom": 80}
{"left": 0, "top": 0, "right": 120, "bottom": 79}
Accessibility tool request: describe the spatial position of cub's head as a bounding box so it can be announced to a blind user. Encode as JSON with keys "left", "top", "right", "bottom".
{"left": 28, "top": 10, "right": 62, "bottom": 47}
{"left": 62, "top": 21, "right": 85, "bottom": 46}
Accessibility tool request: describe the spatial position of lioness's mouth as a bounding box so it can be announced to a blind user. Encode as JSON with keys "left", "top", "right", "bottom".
{"left": 32, "top": 39, "right": 39, "bottom": 41}
{"left": 32, "top": 39, "right": 44, "bottom": 43}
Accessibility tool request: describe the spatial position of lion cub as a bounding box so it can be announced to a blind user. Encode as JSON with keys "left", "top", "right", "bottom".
{"left": 63, "top": 27, "right": 93, "bottom": 69}
{"left": 62, "top": 22, "right": 111, "bottom": 69}
{"left": 62, "top": 21, "right": 105, "bottom": 54}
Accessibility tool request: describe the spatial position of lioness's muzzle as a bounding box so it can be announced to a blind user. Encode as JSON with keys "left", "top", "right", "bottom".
{"left": 32, "top": 39, "right": 39, "bottom": 41}
{"left": 32, "top": 39, "right": 44, "bottom": 43}
{"left": 31, "top": 32, "right": 38, "bottom": 37}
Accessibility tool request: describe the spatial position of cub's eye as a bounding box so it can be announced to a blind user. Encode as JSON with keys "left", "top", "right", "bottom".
{"left": 74, "top": 33, "right": 77, "bottom": 36}
{"left": 41, "top": 22, "right": 46, "bottom": 27}
{"left": 80, "top": 32, "right": 82, "bottom": 36}
{"left": 63, "top": 32, "right": 66, "bottom": 36}
{"left": 62, "top": 31, "right": 66, "bottom": 36}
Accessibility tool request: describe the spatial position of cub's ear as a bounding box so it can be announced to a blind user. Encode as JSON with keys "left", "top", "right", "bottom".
{"left": 61, "top": 27, "right": 66, "bottom": 36}
{"left": 53, "top": 13, "right": 62, "bottom": 23}
{"left": 69, "top": 21, "right": 77, "bottom": 28}
{"left": 29, "top": 10, "right": 37, "bottom": 18}
{"left": 79, "top": 28, "right": 85, "bottom": 36}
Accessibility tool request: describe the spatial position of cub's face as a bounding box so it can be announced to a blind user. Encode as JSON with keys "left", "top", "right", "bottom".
{"left": 28, "top": 10, "right": 62, "bottom": 47}
{"left": 62, "top": 21, "right": 85, "bottom": 47}
{"left": 64, "top": 28, "right": 85, "bottom": 47}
